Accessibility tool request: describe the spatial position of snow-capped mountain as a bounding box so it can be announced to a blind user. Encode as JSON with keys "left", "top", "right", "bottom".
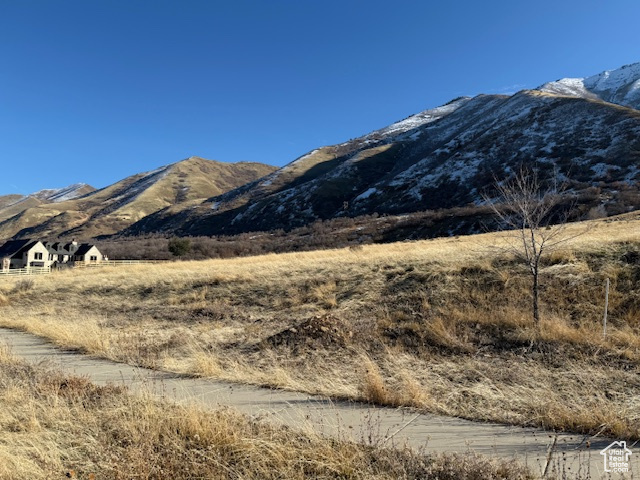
{"left": 538, "top": 62, "right": 640, "bottom": 109}
{"left": 128, "top": 62, "right": 640, "bottom": 238}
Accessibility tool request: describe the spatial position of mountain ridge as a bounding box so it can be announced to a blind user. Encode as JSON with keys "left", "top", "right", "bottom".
{"left": 127, "top": 81, "right": 640, "bottom": 237}
{"left": 0, "top": 157, "right": 276, "bottom": 240}
{"left": 538, "top": 62, "right": 640, "bottom": 109}
{"left": 2, "top": 62, "right": 639, "bottom": 241}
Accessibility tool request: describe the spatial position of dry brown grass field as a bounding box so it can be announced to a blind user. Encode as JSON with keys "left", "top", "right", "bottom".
{"left": 0, "top": 347, "right": 536, "bottom": 479}
{"left": 1, "top": 213, "right": 639, "bottom": 443}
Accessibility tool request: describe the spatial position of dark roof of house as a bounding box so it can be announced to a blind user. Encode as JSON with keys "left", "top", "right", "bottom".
{"left": 47, "top": 246, "right": 70, "bottom": 255}
{"left": 48, "top": 242, "right": 70, "bottom": 254}
{"left": 73, "top": 244, "right": 98, "bottom": 256}
{"left": 0, "top": 239, "right": 39, "bottom": 259}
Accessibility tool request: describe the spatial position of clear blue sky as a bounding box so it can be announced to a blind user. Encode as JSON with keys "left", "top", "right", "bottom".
{"left": 1, "top": 0, "right": 638, "bottom": 194}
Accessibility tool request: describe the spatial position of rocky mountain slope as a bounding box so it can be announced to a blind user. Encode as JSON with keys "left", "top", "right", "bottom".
{"left": 0, "top": 157, "right": 275, "bottom": 239}
{"left": 127, "top": 63, "right": 640, "bottom": 237}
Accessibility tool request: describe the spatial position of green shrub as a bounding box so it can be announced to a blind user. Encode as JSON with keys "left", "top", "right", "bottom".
{"left": 168, "top": 238, "right": 191, "bottom": 257}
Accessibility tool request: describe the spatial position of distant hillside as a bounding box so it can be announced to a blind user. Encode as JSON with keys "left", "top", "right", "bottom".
{"left": 0, "top": 195, "right": 26, "bottom": 210}
{"left": 126, "top": 64, "right": 640, "bottom": 237}
{"left": 0, "top": 157, "right": 276, "bottom": 239}
{"left": 30, "top": 183, "right": 96, "bottom": 203}
{"left": 0, "top": 184, "right": 95, "bottom": 224}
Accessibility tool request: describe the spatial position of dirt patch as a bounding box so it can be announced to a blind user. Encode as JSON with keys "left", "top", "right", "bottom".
{"left": 263, "top": 315, "right": 353, "bottom": 352}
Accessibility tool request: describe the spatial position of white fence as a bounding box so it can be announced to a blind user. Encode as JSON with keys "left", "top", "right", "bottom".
{"left": 0, "top": 266, "right": 51, "bottom": 277}
{"left": 71, "top": 260, "right": 164, "bottom": 269}
{"left": 0, "top": 260, "right": 165, "bottom": 276}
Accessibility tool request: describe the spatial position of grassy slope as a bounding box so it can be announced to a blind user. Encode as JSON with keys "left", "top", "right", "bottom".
{"left": 0, "top": 157, "right": 276, "bottom": 239}
{"left": 0, "top": 215, "right": 639, "bottom": 441}
{"left": 111, "top": 157, "right": 277, "bottom": 218}
{"left": 0, "top": 197, "right": 43, "bottom": 224}
{"left": 0, "top": 349, "right": 535, "bottom": 479}
{"left": 0, "top": 195, "right": 24, "bottom": 208}
{"left": 191, "top": 147, "right": 343, "bottom": 217}
{"left": 0, "top": 187, "right": 95, "bottom": 227}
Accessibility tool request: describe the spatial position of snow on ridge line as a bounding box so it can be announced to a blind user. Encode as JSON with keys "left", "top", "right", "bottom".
{"left": 366, "top": 97, "right": 472, "bottom": 139}
{"left": 290, "top": 149, "right": 321, "bottom": 166}
{"left": 584, "top": 62, "right": 640, "bottom": 91}
{"left": 538, "top": 77, "right": 590, "bottom": 97}
{"left": 259, "top": 149, "right": 321, "bottom": 186}
{"left": 125, "top": 165, "right": 171, "bottom": 200}
{"left": 30, "top": 183, "right": 92, "bottom": 203}
{"left": 537, "top": 62, "right": 640, "bottom": 106}
{"left": 48, "top": 183, "right": 93, "bottom": 202}
{"left": 141, "top": 164, "right": 171, "bottom": 178}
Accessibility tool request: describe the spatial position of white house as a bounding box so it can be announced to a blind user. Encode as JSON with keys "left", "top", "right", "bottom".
{"left": 0, "top": 239, "right": 105, "bottom": 270}
{"left": 0, "top": 239, "right": 51, "bottom": 270}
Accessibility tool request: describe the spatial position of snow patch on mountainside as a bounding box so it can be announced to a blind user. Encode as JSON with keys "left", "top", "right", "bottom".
{"left": 362, "top": 97, "right": 471, "bottom": 142}
{"left": 625, "top": 165, "right": 640, "bottom": 182}
{"left": 31, "top": 183, "right": 92, "bottom": 203}
{"left": 290, "top": 149, "right": 321, "bottom": 166}
{"left": 106, "top": 166, "right": 171, "bottom": 208}
{"left": 591, "top": 163, "right": 621, "bottom": 178}
{"left": 390, "top": 155, "right": 484, "bottom": 201}
{"left": 254, "top": 149, "right": 322, "bottom": 189}
{"left": 126, "top": 167, "right": 170, "bottom": 198}
{"left": 354, "top": 187, "right": 378, "bottom": 201}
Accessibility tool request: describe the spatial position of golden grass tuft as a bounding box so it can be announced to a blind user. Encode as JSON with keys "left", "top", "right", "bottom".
{"left": 191, "top": 349, "right": 223, "bottom": 377}
{"left": 360, "top": 356, "right": 389, "bottom": 404}
{"left": 310, "top": 279, "right": 339, "bottom": 309}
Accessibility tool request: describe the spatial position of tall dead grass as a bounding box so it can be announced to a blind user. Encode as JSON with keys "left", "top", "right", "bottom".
{"left": 0, "top": 353, "right": 536, "bottom": 480}
{"left": 0, "top": 216, "right": 638, "bottom": 440}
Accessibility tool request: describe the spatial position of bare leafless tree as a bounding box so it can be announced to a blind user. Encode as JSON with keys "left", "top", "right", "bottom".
{"left": 483, "top": 167, "right": 582, "bottom": 324}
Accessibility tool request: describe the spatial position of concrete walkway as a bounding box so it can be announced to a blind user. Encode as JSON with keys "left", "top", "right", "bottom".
{"left": 0, "top": 327, "right": 635, "bottom": 478}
